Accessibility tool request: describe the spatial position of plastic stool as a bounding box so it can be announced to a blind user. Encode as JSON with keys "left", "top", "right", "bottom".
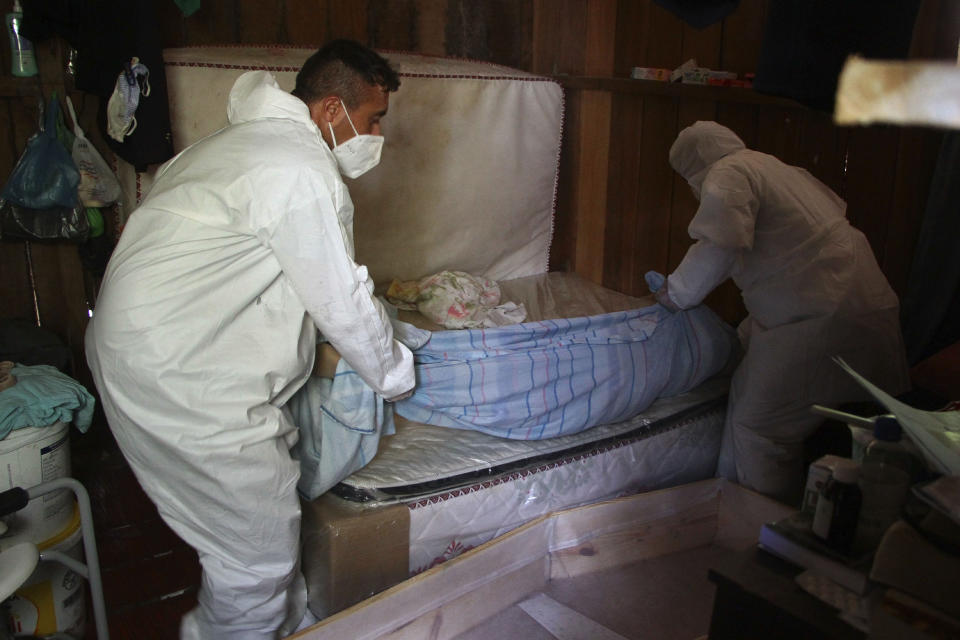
{"left": 0, "top": 478, "right": 109, "bottom": 639}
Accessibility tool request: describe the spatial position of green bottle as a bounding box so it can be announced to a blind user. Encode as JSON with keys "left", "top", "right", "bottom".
{"left": 6, "top": 0, "right": 39, "bottom": 77}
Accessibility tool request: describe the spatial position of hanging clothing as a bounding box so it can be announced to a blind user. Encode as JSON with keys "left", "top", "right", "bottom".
{"left": 663, "top": 121, "right": 910, "bottom": 503}
{"left": 20, "top": 0, "right": 174, "bottom": 169}
{"left": 653, "top": 0, "right": 740, "bottom": 30}
{"left": 86, "top": 71, "right": 414, "bottom": 639}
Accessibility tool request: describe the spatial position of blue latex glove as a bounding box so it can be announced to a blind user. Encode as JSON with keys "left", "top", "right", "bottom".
{"left": 645, "top": 271, "right": 681, "bottom": 312}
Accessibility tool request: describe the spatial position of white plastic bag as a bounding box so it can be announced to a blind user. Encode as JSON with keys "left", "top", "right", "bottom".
{"left": 65, "top": 95, "right": 121, "bottom": 207}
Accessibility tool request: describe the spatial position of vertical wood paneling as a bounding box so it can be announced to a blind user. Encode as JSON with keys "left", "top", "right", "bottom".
{"left": 416, "top": 0, "right": 446, "bottom": 56}
{"left": 328, "top": 0, "right": 370, "bottom": 44}
{"left": 28, "top": 244, "right": 68, "bottom": 346}
{"left": 843, "top": 127, "right": 902, "bottom": 261}
{"left": 613, "top": 0, "right": 650, "bottom": 77}
{"left": 444, "top": 0, "right": 480, "bottom": 58}
{"left": 680, "top": 21, "right": 722, "bottom": 70}
{"left": 34, "top": 33, "right": 63, "bottom": 82}
{"left": 603, "top": 94, "right": 644, "bottom": 293}
{"left": 368, "top": 0, "right": 417, "bottom": 51}
{"left": 239, "top": 1, "right": 284, "bottom": 44}
{"left": 573, "top": 90, "right": 612, "bottom": 283}
{"left": 631, "top": 96, "right": 677, "bottom": 294}
{"left": 184, "top": 0, "right": 238, "bottom": 44}
{"left": 585, "top": 0, "right": 617, "bottom": 75}
{"left": 11, "top": 95, "right": 37, "bottom": 157}
{"left": 754, "top": 107, "right": 801, "bottom": 166}
{"left": 644, "top": 2, "right": 683, "bottom": 69}
{"left": 532, "top": 0, "right": 587, "bottom": 75}
{"left": 0, "top": 100, "right": 15, "bottom": 180}
{"left": 796, "top": 111, "right": 848, "bottom": 194}
{"left": 719, "top": 0, "right": 766, "bottom": 75}
{"left": 568, "top": 0, "right": 617, "bottom": 284}
{"left": 51, "top": 243, "right": 90, "bottom": 374}
{"left": 0, "top": 243, "right": 33, "bottom": 322}
{"left": 0, "top": 94, "right": 33, "bottom": 325}
{"left": 485, "top": 0, "right": 533, "bottom": 69}
{"left": 157, "top": 1, "right": 188, "bottom": 48}
{"left": 286, "top": 0, "right": 329, "bottom": 46}
{"left": 715, "top": 102, "right": 757, "bottom": 149}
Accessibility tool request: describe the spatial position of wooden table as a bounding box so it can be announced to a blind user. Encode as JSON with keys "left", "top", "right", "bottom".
{"left": 707, "top": 547, "right": 867, "bottom": 640}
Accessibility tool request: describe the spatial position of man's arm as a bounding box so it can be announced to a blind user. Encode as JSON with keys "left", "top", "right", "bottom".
{"left": 664, "top": 240, "right": 738, "bottom": 310}
{"left": 267, "top": 177, "right": 414, "bottom": 399}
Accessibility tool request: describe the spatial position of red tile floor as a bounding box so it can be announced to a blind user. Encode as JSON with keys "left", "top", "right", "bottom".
{"left": 72, "top": 422, "right": 200, "bottom": 640}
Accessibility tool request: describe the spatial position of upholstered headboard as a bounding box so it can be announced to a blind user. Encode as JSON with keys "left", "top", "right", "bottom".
{"left": 118, "top": 46, "right": 563, "bottom": 285}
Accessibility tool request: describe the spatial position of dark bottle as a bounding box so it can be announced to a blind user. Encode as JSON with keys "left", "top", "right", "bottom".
{"left": 811, "top": 460, "right": 862, "bottom": 554}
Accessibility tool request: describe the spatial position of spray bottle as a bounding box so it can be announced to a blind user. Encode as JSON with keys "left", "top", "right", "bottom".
{"left": 6, "top": 0, "right": 38, "bottom": 77}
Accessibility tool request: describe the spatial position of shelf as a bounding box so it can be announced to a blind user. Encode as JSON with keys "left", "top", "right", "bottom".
{"left": 554, "top": 75, "right": 803, "bottom": 108}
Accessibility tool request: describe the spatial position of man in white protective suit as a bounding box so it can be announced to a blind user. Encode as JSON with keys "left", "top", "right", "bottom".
{"left": 85, "top": 41, "right": 415, "bottom": 639}
{"left": 655, "top": 121, "right": 910, "bottom": 504}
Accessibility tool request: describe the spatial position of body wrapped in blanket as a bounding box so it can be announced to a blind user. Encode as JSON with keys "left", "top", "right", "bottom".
{"left": 290, "top": 272, "right": 738, "bottom": 499}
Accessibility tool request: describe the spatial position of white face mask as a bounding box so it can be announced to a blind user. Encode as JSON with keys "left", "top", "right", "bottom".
{"left": 328, "top": 99, "right": 383, "bottom": 179}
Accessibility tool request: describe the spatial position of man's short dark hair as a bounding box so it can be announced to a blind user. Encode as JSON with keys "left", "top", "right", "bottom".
{"left": 293, "top": 40, "right": 400, "bottom": 108}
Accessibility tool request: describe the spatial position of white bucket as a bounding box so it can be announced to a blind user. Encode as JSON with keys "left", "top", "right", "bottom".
{"left": 0, "top": 422, "right": 73, "bottom": 544}
{"left": 4, "top": 509, "right": 87, "bottom": 638}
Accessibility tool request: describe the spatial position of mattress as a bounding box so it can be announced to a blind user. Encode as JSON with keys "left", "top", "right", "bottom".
{"left": 328, "top": 272, "right": 734, "bottom": 572}
{"left": 121, "top": 47, "right": 563, "bottom": 285}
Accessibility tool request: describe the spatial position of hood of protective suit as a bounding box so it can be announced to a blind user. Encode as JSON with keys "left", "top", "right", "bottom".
{"left": 227, "top": 70, "right": 315, "bottom": 129}
{"left": 669, "top": 121, "right": 746, "bottom": 195}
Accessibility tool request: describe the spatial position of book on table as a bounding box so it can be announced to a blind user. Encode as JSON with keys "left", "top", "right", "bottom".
{"left": 758, "top": 511, "right": 873, "bottom": 594}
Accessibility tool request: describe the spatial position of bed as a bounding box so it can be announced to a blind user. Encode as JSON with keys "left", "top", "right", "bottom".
{"left": 118, "top": 46, "right": 739, "bottom": 619}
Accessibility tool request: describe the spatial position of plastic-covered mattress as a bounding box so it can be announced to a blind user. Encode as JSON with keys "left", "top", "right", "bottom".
{"left": 332, "top": 272, "right": 734, "bottom": 572}
{"left": 394, "top": 277, "right": 735, "bottom": 440}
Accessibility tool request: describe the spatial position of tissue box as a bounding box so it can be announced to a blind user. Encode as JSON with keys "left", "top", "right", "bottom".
{"left": 630, "top": 67, "right": 671, "bottom": 81}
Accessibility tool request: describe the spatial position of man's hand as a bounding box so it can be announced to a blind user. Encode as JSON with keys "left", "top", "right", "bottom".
{"left": 655, "top": 282, "right": 681, "bottom": 313}
{"left": 313, "top": 343, "right": 341, "bottom": 378}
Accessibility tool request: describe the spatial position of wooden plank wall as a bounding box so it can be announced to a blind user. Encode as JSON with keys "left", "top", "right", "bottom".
{"left": 1, "top": 0, "right": 955, "bottom": 381}
{"left": 0, "top": 17, "right": 98, "bottom": 384}
{"left": 542, "top": 0, "right": 955, "bottom": 325}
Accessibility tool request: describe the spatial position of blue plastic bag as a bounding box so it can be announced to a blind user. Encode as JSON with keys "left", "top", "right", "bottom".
{"left": 1, "top": 96, "right": 79, "bottom": 209}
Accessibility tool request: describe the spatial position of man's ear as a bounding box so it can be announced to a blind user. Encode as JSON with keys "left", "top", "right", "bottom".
{"left": 308, "top": 96, "right": 342, "bottom": 129}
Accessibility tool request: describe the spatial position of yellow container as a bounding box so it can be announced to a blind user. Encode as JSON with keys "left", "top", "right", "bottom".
{"left": 4, "top": 507, "right": 87, "bottom": 638}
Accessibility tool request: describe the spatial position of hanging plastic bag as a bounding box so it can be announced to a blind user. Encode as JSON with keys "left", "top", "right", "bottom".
{"left": 1, "top": 96, "right": 80, "bottom": 210}
{"left": 0, "top": 198, "right": 89, "bottom": 243}
{"left": 64, "top": 95, "right": 121, "bottom": 207}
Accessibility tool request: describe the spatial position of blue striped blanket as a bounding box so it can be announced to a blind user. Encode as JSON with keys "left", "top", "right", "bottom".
{"left": 291, "top": 294, "right": 737, "bottom": 498}
{"left": 395, "top": 304, "right": 737, "bottom": 439}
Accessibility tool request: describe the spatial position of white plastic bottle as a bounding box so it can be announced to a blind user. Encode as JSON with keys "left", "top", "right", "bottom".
{"left": 6, "top": 0, "right": 38, "bottom": 77}
{"left": 855, "top": 416, "right": 916, "bottom": 551}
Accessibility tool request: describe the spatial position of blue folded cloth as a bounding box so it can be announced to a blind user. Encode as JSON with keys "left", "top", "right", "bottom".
{"left": 0, "top": 364, "right": 95, "bottom": 438}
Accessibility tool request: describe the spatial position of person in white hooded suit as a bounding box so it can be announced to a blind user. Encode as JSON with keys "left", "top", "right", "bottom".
{"left": 656, "top": 121, "right": 909, "bottom": 504}
{"left": 86, "top": 42, "right": 414, "bottom": 639}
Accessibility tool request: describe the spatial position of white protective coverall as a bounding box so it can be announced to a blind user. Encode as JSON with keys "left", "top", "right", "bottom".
{"left": 86, "top": 71, "right": 415, "bottom": 639}
{"left": 663, "top": 121, "right": 909, "bottom": 503}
